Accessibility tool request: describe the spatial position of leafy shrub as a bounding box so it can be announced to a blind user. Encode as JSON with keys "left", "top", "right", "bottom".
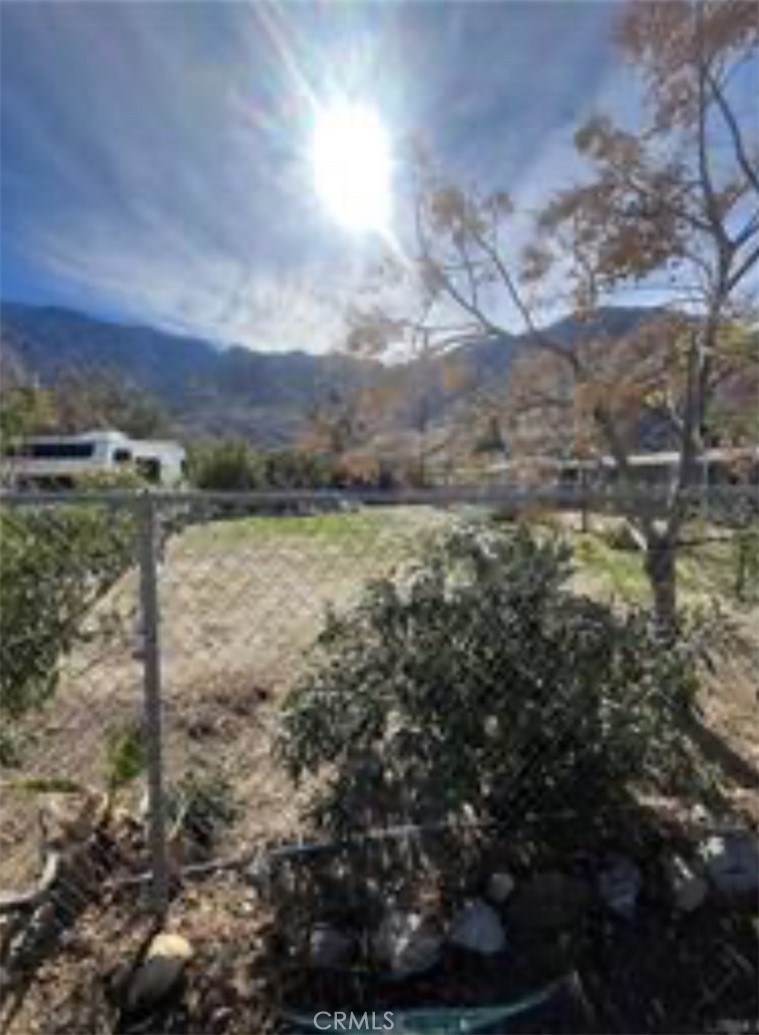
{"left": 279, "top": 524, "right": 704, "bottom": 834}
{"left": 0, "top": 503, "right": 136, "bottom": 762}
{"left": 188, "top": 439, "right": 265, "bottom": 491}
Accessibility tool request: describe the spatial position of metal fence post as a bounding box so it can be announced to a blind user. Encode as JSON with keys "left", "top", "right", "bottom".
{"left": 136, "top": 491, "right": 170, "bottom": 914}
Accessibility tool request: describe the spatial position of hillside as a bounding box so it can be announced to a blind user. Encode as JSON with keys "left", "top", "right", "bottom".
{"left": 0, "top": 301, "right": 668, "bottom": 447}
{"left": 0, "top": 304, "right": 379, "bottom": 446}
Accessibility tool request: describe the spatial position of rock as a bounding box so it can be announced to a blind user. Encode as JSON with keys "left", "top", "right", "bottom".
{"left": 486, "top": 871, "right": 516, "bottom": 904}
{"left": 115, "top": 933, "right": 192, "bottom": 1019}
{"left": 373, "top": 910, "right": 443, "bottom": 978}
{"left": 448, "top": 899, "right": 506, "bottom": 955}
{"left": 148, "top": 933, "right": 193, "bottom": 961}
{"left": 507, "top": 872, "right": 590, "bottom": 932}
{"left": 598, "top": 856, "right": 642, "bottom": 918}
{"left": 699, "top": 831, "right": 759, "bottom": 897}
{"left": 124, "top": 957, "right": 186, "bottom": 1017}
{"left": 309, "top": 924, "right": 353, "bottom": 968}
{"left": 663, "top": 854, "right": 708, "bottom": 912}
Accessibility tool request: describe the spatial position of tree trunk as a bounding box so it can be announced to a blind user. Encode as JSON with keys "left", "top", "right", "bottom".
{"left": 644, "top": 535, "right": 678, "bottom": 641}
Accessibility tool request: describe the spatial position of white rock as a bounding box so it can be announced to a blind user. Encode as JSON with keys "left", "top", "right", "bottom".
{"left": 309, "top": 924, "right": 353, "bottom": 968}
{"left": 598, "top": 856, "right": 642, "bottom": 918}
{"left": 700, "top": 832, "right": 759, "bottom": 896}
{"left": 148, "top": 933, "right": 193, "bottom": 961}
{"left": 373, "top": 910, "right": 442, "bottom": 978}
{"left": 663, "top": 854, "right": 708, "bottom": 912}
{"left": 486, "top": 871, "right": 516, "bottom": 904}
{"left": 448, "top": 899, "right": 506, "bottom": 955}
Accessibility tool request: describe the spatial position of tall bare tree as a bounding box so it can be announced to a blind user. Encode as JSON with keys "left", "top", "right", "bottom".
{"left": 350, "top": 0, "right": 759, "bottom": 634}
{"left": 530, "top": 0, "right": 759, "bottom": 629}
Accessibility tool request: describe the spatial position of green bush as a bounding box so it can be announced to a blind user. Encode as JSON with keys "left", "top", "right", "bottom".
{"left": 279, "top": 524, "right": 704, "bottom": 834}
{"left": 188, "top": 439, "right": 265, "bottom": 491}
{"left": 104, "top": 720, "right": 147, "bottom": 794}
{"left": 0, "top": 502, "right": 136, "bottom": 762}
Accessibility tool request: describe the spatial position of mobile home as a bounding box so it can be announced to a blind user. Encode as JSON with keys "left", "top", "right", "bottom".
{"left": 3, "top": 429, "right": 186, "bottom": 489}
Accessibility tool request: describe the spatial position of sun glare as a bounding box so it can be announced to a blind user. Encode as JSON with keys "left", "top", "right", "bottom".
{"left": 311, "top": 101, "right": 392, "bottom": 233}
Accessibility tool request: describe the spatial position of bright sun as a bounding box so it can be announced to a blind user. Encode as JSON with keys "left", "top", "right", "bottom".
{"left": 311, "top": 101, "right": 392, "bottom": 233}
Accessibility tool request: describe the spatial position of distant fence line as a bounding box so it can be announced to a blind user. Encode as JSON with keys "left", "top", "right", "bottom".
{"left": 1, "top": 480, "right": 757, "bottom": 509}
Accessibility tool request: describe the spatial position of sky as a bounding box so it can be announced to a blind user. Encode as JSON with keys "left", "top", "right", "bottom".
{"left": 1, "top": 1, "right": 629, "bottom": 353}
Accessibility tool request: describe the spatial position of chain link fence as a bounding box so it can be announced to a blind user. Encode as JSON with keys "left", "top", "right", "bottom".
{"left": 0, "top": 484, "right": 757, "bottom": 1032}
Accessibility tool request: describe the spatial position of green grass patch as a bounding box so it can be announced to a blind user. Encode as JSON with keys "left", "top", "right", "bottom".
{"left": 571, "top": 530, "right": 738, "bottom": 606}
{"left": 181, "top": 505, "right": 447, "bottom": 556}
{"left": 571, "top": 533, "right": 650, "bottom": 603}
{"left": 678, "top": 539, "right": 735, "bottom": 598}
{"left": 203, "top": 508, "right": 390, "bottom": 543}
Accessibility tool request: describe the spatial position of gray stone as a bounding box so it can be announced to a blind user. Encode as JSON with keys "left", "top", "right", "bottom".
{"left": 700, "top": 831, "right": 759, "bottom": 897}
{"left": 598, "top": 856, "right": 642, "bottom": 918}
{"left": 120, "top": 933, "right": 192, "bottom": 1017}
{"left": 373, "top": 909, "right": 443, "bottom": 978}
{"left": 309, "top": 924, "right": 353, "bottom": 968}
{"left": 486, "top": 871, "right": 516, "bottom": 904}
{"left": 125, "top": 957, "right": 186, "bottom": 1015}
{"left": 663, "top": 854, "right": 708, "bottom": 912}
{"left": 448, "top": 899, "right": 506, "bottom": 955}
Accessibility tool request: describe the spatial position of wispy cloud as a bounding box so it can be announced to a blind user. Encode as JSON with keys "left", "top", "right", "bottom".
{"left": 1, "top": 1, "right": 623, "bottom": 351}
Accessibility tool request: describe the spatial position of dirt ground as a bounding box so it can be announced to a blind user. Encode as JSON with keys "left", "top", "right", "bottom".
{"left": 0, "top": 507, "right": 448, "bottom": 890}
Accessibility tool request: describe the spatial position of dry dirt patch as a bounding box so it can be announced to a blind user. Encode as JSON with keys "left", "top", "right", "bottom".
{"left": 0, "top": 507, "right": 446, "bottom": 888}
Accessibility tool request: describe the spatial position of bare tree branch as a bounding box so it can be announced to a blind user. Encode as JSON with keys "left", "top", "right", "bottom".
{"left": 705, "top": 64, "right": 759, "bottom": 200}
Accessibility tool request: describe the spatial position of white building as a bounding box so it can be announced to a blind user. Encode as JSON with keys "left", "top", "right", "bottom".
{"left": 4, "top": 428, "right": 186, "bottom": 488}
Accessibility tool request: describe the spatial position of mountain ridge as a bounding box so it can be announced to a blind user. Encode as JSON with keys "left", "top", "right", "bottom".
{"left": 0, "top": 300, "right": 660, "bottom": 446}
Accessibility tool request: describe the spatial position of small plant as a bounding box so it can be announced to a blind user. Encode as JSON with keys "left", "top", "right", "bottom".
{"left": 104, "top": 721, "right": 147, "bottom": 795}
{"left": 166, "top": 765, "right": 239, "bottom": 856}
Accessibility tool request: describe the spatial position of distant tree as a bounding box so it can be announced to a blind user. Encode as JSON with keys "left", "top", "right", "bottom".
{"left": 300, "top": 386, "right": 366, "bottom": 458}
{"left": 346, "top": 312, "right": 471, "bottom": 485}
{"left": 187, "top": 439, "right": 264, "bottom": 491}
{"left": 0, "top": 385, "right": 57, "bottom": 453}
{"left": 52, "top": 369, "right": 169, "bottom": 438}
{"left": 0, "top": 364, "right": 170, "bottom": 451}
{"left": 264, "top": 449, "right": 338, "bottom": 489}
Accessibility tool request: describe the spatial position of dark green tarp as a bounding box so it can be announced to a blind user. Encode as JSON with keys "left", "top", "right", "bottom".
{"left": 282, "top": 974, "right": 581, "bottom": 1034}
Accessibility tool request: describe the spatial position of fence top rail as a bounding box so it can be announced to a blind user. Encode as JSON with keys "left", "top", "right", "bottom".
{"left": 0, "top": 483, "right": 756, "bottom": 508}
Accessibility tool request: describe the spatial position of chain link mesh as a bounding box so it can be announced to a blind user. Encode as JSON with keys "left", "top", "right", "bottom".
{"left": 0, "top": 485, "right": 756, "bottom": 1032}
